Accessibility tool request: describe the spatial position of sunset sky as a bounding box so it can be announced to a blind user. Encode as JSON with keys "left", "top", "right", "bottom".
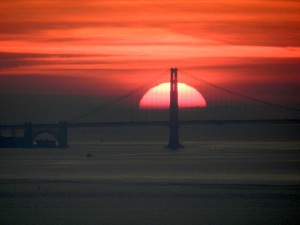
{"left": 1, "top": 0, "right": 300, "bottom": 122}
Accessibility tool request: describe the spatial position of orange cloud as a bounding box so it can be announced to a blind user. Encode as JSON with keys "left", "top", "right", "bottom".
{"left": 0, "top": 0, "right": 299, "bottom": 107}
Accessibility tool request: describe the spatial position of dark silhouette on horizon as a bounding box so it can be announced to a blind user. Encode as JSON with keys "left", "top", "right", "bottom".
{"left": 0, "top": 68, "right": 299, "bottom": 148}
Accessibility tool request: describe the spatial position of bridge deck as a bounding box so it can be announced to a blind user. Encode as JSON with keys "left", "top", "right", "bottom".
{"left": 1, "top": 119, "right": 300, "bottom": 129}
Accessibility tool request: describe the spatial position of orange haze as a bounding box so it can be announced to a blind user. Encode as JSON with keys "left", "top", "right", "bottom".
{"left": 0, "top": 0, "right": 300, "bottom": 105}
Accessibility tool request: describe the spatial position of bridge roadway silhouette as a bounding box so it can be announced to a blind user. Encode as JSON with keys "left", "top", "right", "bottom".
{"left": 1, "top": 119, "right": 300, "bottom": 148}
{"left": 2, "top": 119, "right": 300, "bottom": 130}
{"left": 1, "top": 68, "right": 300, "bottom": 148}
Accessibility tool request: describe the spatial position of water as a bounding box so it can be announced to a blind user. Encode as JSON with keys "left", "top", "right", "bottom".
{"left": 0, "top": 142, "right": 300, "bottom": 225}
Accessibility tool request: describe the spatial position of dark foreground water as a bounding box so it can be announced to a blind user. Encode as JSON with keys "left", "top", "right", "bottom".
{"left": 0, "top": 142, "right": 300, "bottom": 225}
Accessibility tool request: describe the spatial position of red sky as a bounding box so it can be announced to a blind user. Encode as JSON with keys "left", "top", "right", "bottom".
{"left": 1, "top": 0, "right": 300, "bottom": 105}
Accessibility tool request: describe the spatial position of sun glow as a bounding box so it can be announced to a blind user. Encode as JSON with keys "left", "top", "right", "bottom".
{"left": 139, "top": 83, "right": 207, "bottom": 109}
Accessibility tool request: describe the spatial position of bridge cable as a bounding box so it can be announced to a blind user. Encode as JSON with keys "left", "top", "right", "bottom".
{"left": 179, "top": 69, "right": 300, "bottom": 113}
{"left": 69, "top": 69, "right": 169, "bottom": 122}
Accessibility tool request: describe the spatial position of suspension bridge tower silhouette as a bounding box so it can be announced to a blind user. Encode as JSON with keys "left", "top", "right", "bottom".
{"left": 168, "top": 68, "right": 182, "bottom": 149}
{"left": 1, "top": 67, "right": 300, "bottom": 149}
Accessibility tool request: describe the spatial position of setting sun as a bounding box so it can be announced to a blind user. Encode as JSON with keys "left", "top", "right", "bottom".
{"left": 139, "top": 83, "right": 207, "bottom": 109}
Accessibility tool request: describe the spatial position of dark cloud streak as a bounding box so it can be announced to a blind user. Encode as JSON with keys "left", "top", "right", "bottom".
{"left": 0, "top": 52, "right": 116, "bottom": 68}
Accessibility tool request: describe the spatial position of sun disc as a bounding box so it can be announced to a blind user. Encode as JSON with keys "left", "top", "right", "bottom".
{"left": 139, "top": 83, "right": 206, "bottom": 109}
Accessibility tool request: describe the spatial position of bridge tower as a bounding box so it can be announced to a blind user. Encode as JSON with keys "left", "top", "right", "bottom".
{"left": 58, "top": 121, "right": 68, "bottom": 148}
{"left": 23, "top": 122, "right": 33, "bottom": 147}
{"left": 168, "top": 68, "right": 182, "bottom": 149}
